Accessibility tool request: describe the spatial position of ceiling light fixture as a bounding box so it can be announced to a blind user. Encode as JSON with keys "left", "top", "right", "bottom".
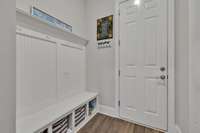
{"left": 134, "top": 0, "right": 141, "bottom": 6}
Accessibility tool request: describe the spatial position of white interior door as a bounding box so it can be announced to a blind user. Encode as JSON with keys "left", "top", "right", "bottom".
{"left": 119, "top": 0, "right": 167, "bottom": 130}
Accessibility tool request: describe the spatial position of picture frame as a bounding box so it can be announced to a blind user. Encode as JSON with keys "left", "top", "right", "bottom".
{"left": 31, "top": 7, "right": 72, "bottom": 32}
{"left": 97, "top": 15, "right": 113, "bottom": 41}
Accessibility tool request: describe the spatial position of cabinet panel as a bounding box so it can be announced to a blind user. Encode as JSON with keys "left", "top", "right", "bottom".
{"left": 58, "top": 43, "right": 86, "bottom": 100}
{"left": 16, "top": 34, "right": 57, "bottom": 118}
{"left": 16, "top": 27, "right": 87, "bottom": 123}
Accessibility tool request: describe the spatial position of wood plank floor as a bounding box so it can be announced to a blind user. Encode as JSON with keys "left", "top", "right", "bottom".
{"left": 78, "top": 113, "right": 164, "bottom": 133}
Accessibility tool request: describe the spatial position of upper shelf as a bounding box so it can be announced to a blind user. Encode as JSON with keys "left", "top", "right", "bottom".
{"left": 16, "top": 8, "right": 88, "bottom": 46}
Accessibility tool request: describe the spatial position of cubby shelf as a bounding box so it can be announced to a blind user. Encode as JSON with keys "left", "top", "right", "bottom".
{"left": 16, "top": 92, "right": 98, "bottom": 133}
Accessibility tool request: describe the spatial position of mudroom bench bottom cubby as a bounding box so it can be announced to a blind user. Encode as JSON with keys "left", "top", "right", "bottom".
{"left": 16, "top": 92, "right": 98, "bottom": 133}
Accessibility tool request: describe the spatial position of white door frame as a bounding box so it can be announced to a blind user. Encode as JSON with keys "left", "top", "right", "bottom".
{"left": 114, "top": 0, "right": 176, "bottom": 133}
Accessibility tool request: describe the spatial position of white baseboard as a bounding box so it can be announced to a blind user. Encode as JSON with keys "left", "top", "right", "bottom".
{"left": 99, "top": 105, "right": 180, "bottom": 133}
{"left": 99, "top": 105, "right": 119, "bottom": 118}
{"left": 175, "top": 125, "right": 182, "bottom": 133}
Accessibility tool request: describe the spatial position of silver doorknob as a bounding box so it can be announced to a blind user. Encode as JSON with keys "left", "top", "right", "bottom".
{"left": 160, "top": 75, "right": 166, "bottom": 80}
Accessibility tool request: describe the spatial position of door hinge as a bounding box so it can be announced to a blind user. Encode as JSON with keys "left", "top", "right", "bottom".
{"left": 118, "top": 10, "right": 120, "bottom": 16}
{"left": 118, "top": 70, "right": 121, "bottom": 77}
{"left": 118, "top": 101, "right": 121, "bottom": 106}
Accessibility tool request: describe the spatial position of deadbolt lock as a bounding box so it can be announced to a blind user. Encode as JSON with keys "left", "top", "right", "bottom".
{"left": 160, "top": 67, "right": 166, "bottom": 72}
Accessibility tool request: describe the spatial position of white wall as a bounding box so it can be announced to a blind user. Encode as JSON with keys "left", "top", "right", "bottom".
{"left": 86, "top": 0, "right": 116, "bottom": 108}
{"left": 189, "top": 0, "right": 200, "bottom": 132}
{"left": 176, "top": 0, "right": 200, "bottom": 132}
{"left": 175, "top": 0, "right": 189, "bottom": 133}
{"left": 16, "top": 0, "right": 86, "bottom": 38}
{"left": 0, "top": 0, "right": 16, "bottom": 132}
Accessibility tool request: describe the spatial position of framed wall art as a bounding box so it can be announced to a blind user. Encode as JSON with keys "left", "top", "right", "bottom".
{"left": 97, "top": 15, "right": 113, "bottom": 41}
{"left": 97, "top": 15, "right": 113, "bottom": 48}
{"left": 31, "top": 7, "right": 72, "bottom": 32}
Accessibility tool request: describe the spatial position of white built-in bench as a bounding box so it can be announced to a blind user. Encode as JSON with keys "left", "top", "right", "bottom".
{"left": 16, "top": 92, "right": 98, "bottom": 133}
{"left": 16, "top": 9, "right": 96, "bottom": 133}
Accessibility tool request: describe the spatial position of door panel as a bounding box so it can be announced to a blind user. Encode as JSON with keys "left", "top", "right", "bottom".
{"left": 144, "top": 17, "right": 158, "bottom": 66}
{"left": 119, "top": 0, "right": 167, "bottom": 130}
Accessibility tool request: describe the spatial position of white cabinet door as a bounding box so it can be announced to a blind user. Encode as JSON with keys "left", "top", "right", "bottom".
{"left": 119, "top": 0, "right": 167, "bottom": 130}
